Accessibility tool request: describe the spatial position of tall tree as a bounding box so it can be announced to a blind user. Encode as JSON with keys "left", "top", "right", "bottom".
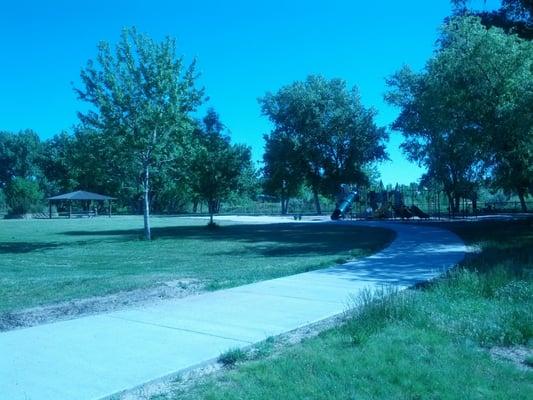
{"left": 386, "top": 16, "right": 533, "bottom": 211}
{"left": 260, "top": 75, "right": 387, "bottom": 214}
{"left": 76, "top": 28, "right": 204, "bottom": 239}
{"left": 262, "top": 130, "right": 304, "bottom": 214}
{"left": 188, "top": 109, "right": 255, "bottom": 225}
{"left": 439, "top": 16, "right": 533, "bottom": 211}
{"left": 386, "top": 65, "right": 486, "bottom": 212}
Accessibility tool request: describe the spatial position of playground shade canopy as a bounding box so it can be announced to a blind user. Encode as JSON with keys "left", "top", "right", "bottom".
{"left": 47, "top": 190, "right": 115, "bottom": 201}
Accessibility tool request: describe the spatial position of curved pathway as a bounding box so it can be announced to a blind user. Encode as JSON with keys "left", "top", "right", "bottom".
{"left": 0, "top": 221, "right": 467, "bottom": 400}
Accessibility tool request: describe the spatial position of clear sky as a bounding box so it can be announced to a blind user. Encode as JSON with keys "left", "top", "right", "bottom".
{"left": 0, "top": 0, "right": 497, "bottom": 185}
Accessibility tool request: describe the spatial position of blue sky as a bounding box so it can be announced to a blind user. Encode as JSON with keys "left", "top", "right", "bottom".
{"left": 0, "top": 0, "right": 497, "bottom": 185}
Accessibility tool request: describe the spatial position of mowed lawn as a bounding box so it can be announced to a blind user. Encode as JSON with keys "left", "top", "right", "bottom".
{"left": 162, "top": 219, "right": 533, "bottom": 400}
{"left": 0, "top": 216, "right": 394, "bottom": 313}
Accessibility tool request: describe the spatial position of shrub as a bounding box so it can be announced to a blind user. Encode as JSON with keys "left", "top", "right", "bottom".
{"left": 4, "top": 177, "right": 43, "bottom": 215}
{"left": 218, "top": 347, "right": 247, "bottom": 367}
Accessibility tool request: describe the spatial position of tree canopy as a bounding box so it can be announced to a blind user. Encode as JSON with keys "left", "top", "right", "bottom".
{"left": 452, "top": 0, "right": 533, "bottom": 39}
{"left": 386, "top": 16, "right": 533, "bottom": 211}
{"left": 188, "top": 109, "right": 256, "bottom": 224}
{"left": 260, "top": 75, "right": 388, "bottom": 214}
{"left": 76, "top": 28, "right": 204, "bottom": 239}
{"left": 0, "top": 130, "right": 41, "bottom": 188}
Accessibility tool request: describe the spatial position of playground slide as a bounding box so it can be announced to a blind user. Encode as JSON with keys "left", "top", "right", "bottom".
{"left": 410, "top": 205, "right": 430, "bottom": 219}
{"left": 393, "top": 205, "right": 413, "bottom": 219}
{"left": 331, "top": 191, "right": 357, "bottom": 220}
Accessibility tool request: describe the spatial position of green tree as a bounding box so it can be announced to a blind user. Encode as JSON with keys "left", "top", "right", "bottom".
{"left": 385, "top": 64, "right": 483, "bottom": 212}
{"left": 260, "top": 75, "right": 387, "bottom": 214}
{"left": 386, "top": 17, "right": 532, "bottom": 211}
{"left": 438, "top": 16, "right": 533, "bottom": 211}
{"left": 0, "top": 130, "right": 42, "bottom": 188}
{"left": 5, "top": 177, "right": 43, "bottom": 215}
{"left": 262, "top": 131, "right": 304, "bottom": 214}
{"left": 39, "top": 132, "right": 78, "bottom": 196}
{"left": 188, "top": 109, "right": 255, "bottom": 225}
{"left": 452, "top": 0, "right": 533, "bottom": 39}
{"left": 76, "top": 28, "right": 204, "bottom": 239}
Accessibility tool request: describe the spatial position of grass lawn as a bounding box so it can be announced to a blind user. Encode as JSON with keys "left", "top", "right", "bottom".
{"left": 160, "top": 218, "right": 533, "bottom": 400}
{"left": 0, "top": 216, "right": 394, "bottom": 314}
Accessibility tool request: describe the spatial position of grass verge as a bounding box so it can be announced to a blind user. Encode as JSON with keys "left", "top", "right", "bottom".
{"left": 157, "top": 218, "right": 533, "bottom": 400}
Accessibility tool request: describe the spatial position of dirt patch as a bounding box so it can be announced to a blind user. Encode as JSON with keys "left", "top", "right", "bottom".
{"left": 115, "top": 313, "right": 348, "bottom": 399}
{"left": 490, "top": 346, "right": 533, "bottom": 370}
{"left": 0, "top": 279, "right": 204, "bottom": 331}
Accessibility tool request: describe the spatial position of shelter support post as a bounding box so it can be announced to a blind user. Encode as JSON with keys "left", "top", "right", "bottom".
{"left": 49, "top": 201, "right": 52, "bottom": 219}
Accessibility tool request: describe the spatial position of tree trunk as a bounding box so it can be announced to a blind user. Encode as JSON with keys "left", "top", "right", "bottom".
{"left": 143, "top": 166, "right": 151, "bottom": 240}
{"left": 281, "top": 197, "right": 288, "bottom": 215}
{"left": 208, "top": 200, "right": 215, "bottom": 224}
{"left": 517, "top": 189, "right": 528, "bottom": 212}
{"left": 192, "top": 199, "right": 199, "bottom": 213}
{"left": 446, "top": 192, "right": 453, "bottom": 217}
{"left": 453, "top": 194, "right": 461, "bottom": 214}
{"left": 313, "top": 189, "right": 322, "bottom": 215}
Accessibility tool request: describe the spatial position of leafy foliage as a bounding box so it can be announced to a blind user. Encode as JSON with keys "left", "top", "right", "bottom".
{"left": 188, "top": 109, "right": 256, "bottom": 224}
{"left": 218, "top": 347, "right": 248, "bottom": 367}
{"left": 452, "top": 0, "right": 533, "bottom": 39}
{"left": 386, "top": 16, "right": 533, "bottom": 211}
{"left": 4, "top": 177, "right": 43, "bottom": 215}
{"left": 260, "top": 75, "right": 388, "bottom": 213}
{"left": 75, "top": 27, "right": 204, "bottom": 238}
{"left": 0, "top": 130, "right": 41, "bottom": 188}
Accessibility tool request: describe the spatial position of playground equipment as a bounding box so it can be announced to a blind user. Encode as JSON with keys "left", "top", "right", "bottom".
{"left": 374, "top": 203, "right": 391, "bottom": 219}
{"left": 410, "top": 204, "right": 430, "bottom": 219}
{"left": 393, "top": 204, "right": 413, "bottom": 219}
{"left": 331, "top": 189, "right": 358, "bottom": 220}
{"left": 331, "top": 184, "right": 433, "bottom": 220}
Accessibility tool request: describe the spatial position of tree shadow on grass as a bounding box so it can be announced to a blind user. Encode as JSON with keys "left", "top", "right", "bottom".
{"left": 0, "top": 242, "right": 60, "bottom": 254}
{"left": 61, "top": 223, "right": 395, "bottom": 258}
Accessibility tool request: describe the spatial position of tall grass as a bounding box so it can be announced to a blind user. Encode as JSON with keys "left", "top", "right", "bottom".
{"left": 163, "top": 219, "right": 532, "bottom": 400}
{"left": 346, "top": 287, "right": 417, "bottom": 345}
{"left": 344, "top": 267, "right": 533, "bottom": 349}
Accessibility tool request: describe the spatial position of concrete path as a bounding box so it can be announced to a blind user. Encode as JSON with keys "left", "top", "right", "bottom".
{"left": 0, "top": 221, "right": 467, "bottom": 400}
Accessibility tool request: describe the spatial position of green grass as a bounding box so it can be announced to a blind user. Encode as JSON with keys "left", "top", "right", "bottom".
{"left": 0, "top": 216, "right": 394, "bottom": 313}
{"left": 218, "top": 347, "right": 248, "bottom": 367}
{"left": 160, "top": 219, "right": 533, "bottom": 400}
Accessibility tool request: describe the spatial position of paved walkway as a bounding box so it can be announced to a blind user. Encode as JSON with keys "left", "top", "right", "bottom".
{"left": 0, "top": 221, "right": 467, "bottom": 400}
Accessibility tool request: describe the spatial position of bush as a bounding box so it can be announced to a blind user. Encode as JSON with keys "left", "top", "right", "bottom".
{"left": 218, "top": 347, "right": 247, "bottom": 367}
{"left": 5, "top": 177, "right": 43, "bottom": 215}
